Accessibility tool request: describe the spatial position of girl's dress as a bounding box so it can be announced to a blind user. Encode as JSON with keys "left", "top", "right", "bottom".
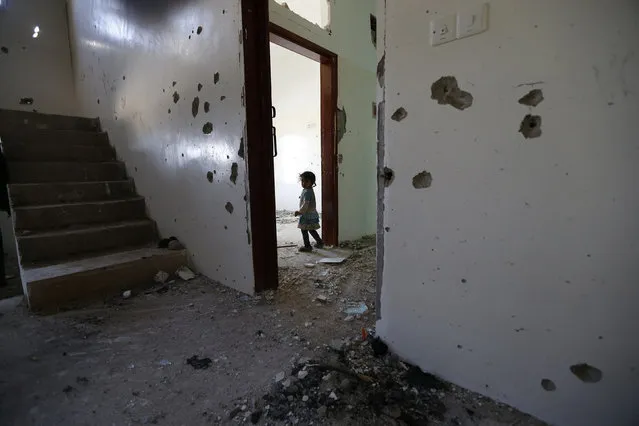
{"left": 297, "top": 188, "right": 320, "bottom": 230}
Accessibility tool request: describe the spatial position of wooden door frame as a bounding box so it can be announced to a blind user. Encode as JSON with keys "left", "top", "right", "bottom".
{"left": 241, "top": 2, "right": 338, "bottom": 293}
{"left": 269, "top": 23, "right": 339, "bottom": 248}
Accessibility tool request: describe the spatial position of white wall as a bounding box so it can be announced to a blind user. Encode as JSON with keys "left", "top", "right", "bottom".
{"left": 68, "top": 0, "right": 254, "bottom": 294}
{"left": 271, "top": 43, "right": 321, "bottom": 212}
{"left": 0, "top": 0, "right": 78, "bottom": 115}
{"left": 270, "top": 0, "right": 377, "bottom": 240}
{"left": 274, "top": 0, "right": 329, "bottom": 29}
{"left": 377, "top": 1, "right": 639, "bottom": 425}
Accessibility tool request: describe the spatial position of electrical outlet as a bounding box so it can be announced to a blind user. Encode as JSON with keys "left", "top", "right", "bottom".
{"left": 456, "top": 3, "right": 489, "bottom": 39}
{"left": 430, "top": 14, "right": 457, "bottom": 46}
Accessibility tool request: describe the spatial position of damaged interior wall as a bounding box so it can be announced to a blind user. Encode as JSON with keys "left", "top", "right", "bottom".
{"left": 270, "top": 0, "right": 377, "bottom": 240}
{"left": 0, "top": 0, "right": 78, "bottom": 115}
{"left": 377, "top": 1, "right": 639, "bottom": 425}
{"left": 271, "top": 43, "right": 322, "bottom": 212}
{"left": 67, "top": 0, "right": 255, "bottom": 293}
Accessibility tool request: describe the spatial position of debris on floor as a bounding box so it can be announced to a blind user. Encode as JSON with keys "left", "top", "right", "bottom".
{"left": 176, "top": 266, "right": 195, "bottom": 281}
{"left": 121, "top": 290, "right": 132, "bottom": 299}
{"left": 154, "top": 270, "right": 170, "bottom": 283}
{"left": 186, "top": 355, "right": 212, "bottom": 370}
{"left": 240, "top": 330, "right": 546, "bottom": 426}
{"left": 317, "top": 257, "right": 347, "bottom": 265}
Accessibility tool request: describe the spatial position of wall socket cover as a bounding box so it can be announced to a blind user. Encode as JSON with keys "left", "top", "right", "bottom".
{"left": 430, "top": 14, "right": 457, "bottom": 46}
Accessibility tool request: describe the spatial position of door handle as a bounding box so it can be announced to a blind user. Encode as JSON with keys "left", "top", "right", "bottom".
{"left": 272, "top": 126, "right": 278, "bottom": 157}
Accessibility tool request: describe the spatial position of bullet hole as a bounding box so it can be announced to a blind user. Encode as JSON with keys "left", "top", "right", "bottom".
{"left": 225, "top": 202, "right": 234, "bottom": 214}
{"left": 168, "top": 108, "right": 171, "bottom": 114}
{"left": 384, "top": 227, "right": 390, "bottom": 232}
{"left": 220, "top": 95, "right": 226, "bottom": 101}
{"left": 163, "top": 89, "right": 166, "bottom": 93}
{"left": 337, "top": 154, "right": 343, "bottom": 164}
{"left": 173, "top": 91, "right": 180, "bottom": 103}
{"left": 336, "top": 107, "right": 347, "bottom": 142}
{"left": 97, "top": 98, "right": 100, "bottom": 105}
{"left": 598, "top": 336, "right": 603, "bottom": 340}
{"left": 519, "top": 114, "right": 542, "bottom": 139}
{"left": 230, "top": 162, "right": 239, "bottom": 184}
{"left": 202, "top": 122, "right": 213, "bottom": 134}
{"left": 172, "top": 81, "right": 177, "bottom": 87}
{"left": 457, "top": 345, "right": 463, "bottom": 349}
{"left": 204, "top": 101, "right": 210, "bottom": 113}
{"left": 192, "top": 96, "right": 200, "bottom": 117}
{"left": 197, "top": 26, "right": 203, "bottom": 35}
{"left": 214, "top": 72, "right": 220, "bottom": 84}
{"left": 382, "top": 167, "right": 394, "bottom": 187}
{"left": 541, "top": 379, "right": 556, "bottom": 391}
{"left": 369, "top": 14, "right": 377, "bottom": 48}
{"left": 430, "top": 76, "right": 474, "bottom": 111}
{"left": 377, "top": 53, "right": 385, "bottom": 88}
{"left": 570, "top": 363, "right": 603, "bottom": 383}
{"left": 391, "top": 107, "right": 407, "bottom": 122}
{"left": 197, "top": 83, "right": 203, "bottom": 91}
{"left": 412, "top": 171, "right": 433, "bottom": 189}
{"left": 238, "top": 138, "right": 245, "bottom": 159}
{"left": 518, "top": 89, "right": 544, "bottom": 107}
{"left": 19, "top": 97, "right": 34, "bottom": 105}
{"left": 1, "top": 46, "right": 8, "bottom": 54}
{"left": 122, "top": 75, "right": 126, "bottom": 80}
{"left": 206, "top": 171, "right": 214, "bottom": 182}
{"left": 224, "top": 225, "right": 228, "bottom": 230}
{"left": 461, "top": 278, "right": 467, "bottom": 283}
{"left": 188, "top": 35, "right": 191, "bottom": 40}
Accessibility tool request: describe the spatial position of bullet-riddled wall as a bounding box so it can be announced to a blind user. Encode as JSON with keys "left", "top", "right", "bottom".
{"left": 67, "top": 0, "right": 255, "bottom": 293}
{"left": 377, "top": 1, "right": 639, "bottom": 425}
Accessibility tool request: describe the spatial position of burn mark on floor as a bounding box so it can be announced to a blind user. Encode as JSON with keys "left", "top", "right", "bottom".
{"left": 518, "top": 89, "right": 544, "bottom": 107}
{"left": 519, "top": 114, "right": 542, "bottom": 139}
{"left": 214, "top": 72, "right": 220, "bottom": 84}
{"left": 202, "top": 122, "right": 213, "bottom": 134}
{"left": 173, "top": 91, "right": 180, "bottom": 103}
{"left": 541, "top": 379, "right": 556, "bottom": 391}
{"left": 570, "top": 363, "right": 602, "bottom": 383}
{"left": 336, "top": 108, "right": 347, "bottom": 142}
{"left": 206, "top": 171, "right": 214, "bottom": 182}
{"left": 431, "top": 76, "right": 473, "bottom": 111}
{"left": 230, "top": 163, "right": 239, "bottom": 184}
{"left": 391, "top": 107, "right": 407, "bottom": 122}
{"left": 19, "top": 97, "right": 34, "bottom": 105}
{"left": 192, "top": 96, "right": 200, "bottom": 118}
{"left": 412, "top": 171, "right": 433, "bottom": 189}
{"left": 225, "top": 202, "right": 234, "bottom": 214}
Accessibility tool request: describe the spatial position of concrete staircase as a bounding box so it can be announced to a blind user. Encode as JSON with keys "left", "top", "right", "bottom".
{"left": 0, "top": 109, "right": 187, "bottom": 311}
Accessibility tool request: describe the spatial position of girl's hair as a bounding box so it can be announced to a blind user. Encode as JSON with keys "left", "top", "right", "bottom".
{"left": 300, "top": 171, "right": 316, "bottom": 186}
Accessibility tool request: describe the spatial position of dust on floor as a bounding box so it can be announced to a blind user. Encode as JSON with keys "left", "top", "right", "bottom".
{"left": 0, "top": 238, "right": 546, "bottom": 425}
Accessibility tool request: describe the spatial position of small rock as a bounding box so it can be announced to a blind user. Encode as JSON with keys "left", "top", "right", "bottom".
{"left": 287, "top": 395, "right": 294, "bottom": 402}
{"left": 302, "top": 395, "right": 309, "bottom": 402}
{"left": 316, "top": 295, "right": 329, "bottom": 303}
{"left": 339, "top": 379, "right": 352, "bottom": 391}
{"left": 282, "top": 379, "right": 291, "bottom": 388}
{"left": 317, "top": 406, "right": 327, "bottom": 417}
{"left": 304, "top": 263, "right": 315, "bottom": 268}
{"left": 344, "top": 315, "right": 355, "bottom": 322}
{"left": 229, "top": 407, "right": 242, "bottom": 419}
{"left": 176, "top": 266, "right": 196, "bottom": 281}
{"left": 122, "top": 290, "right": 132, "bottom": 299}
{"left": 275, "top": 371, "right": 286, "bottom": 382}
{"left": 154, "top": 271, "right": 169, "bottom": 284}
{"left": 329, "top": 391, "right": 338, "bottom": 400}
{"left": 297, "top": 357, "right": 311, "bottom": 366}
{"left": 240, "top": 405, "right": 247, "bottom": 411}
{"left": 167, "top": 240, "right": 185, "bottom": 250}
{"left": 298, "top": 370, "right": 309, "bottom": 380}
{"left": 330, "top": 339, "right": 345, "bottom": 352}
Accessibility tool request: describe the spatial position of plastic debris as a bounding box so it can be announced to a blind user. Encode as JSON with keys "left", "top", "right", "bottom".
{"left": 176, "top": 266, "right": 195, "bottom": 281}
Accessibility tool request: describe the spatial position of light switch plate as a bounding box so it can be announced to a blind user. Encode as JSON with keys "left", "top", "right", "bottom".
{"left": 430, "top": 14, "right": 457, "bottom": 46}
{"left": 456, "top": 3, "right": 489, "bottom": 39}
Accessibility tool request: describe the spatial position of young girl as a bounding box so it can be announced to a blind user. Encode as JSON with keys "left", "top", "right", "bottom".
{"left": 294, "top": 171, "right": 324, "bottom": 252}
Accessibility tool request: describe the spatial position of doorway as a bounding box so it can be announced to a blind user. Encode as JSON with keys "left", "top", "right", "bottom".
{"left": 269, "top": 24, "right": 338, "bottom": 250}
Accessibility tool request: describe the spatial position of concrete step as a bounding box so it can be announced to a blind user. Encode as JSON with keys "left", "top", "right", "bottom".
{"left": 17, "top": 220, "right": 156, "bottom": 263}
{"left": 9, "top": 180, "right": 136, "bottom": 207}
{"left": 0, "top": 109, "right": 100, "bottom": 132}
{"left": 14, "top": 197, "right": 147, "bottom": 231}
{"left": 8, "top": 161, "right": 126, "bottom": 183}
{"left": 4, "top": 142, "right": 116, "bottom": 162}
{"left": 24, "top": 247, "right": 188, "bottom": 312}
{"left": 0, "top": 129, "right": 110, "bottom": 147}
